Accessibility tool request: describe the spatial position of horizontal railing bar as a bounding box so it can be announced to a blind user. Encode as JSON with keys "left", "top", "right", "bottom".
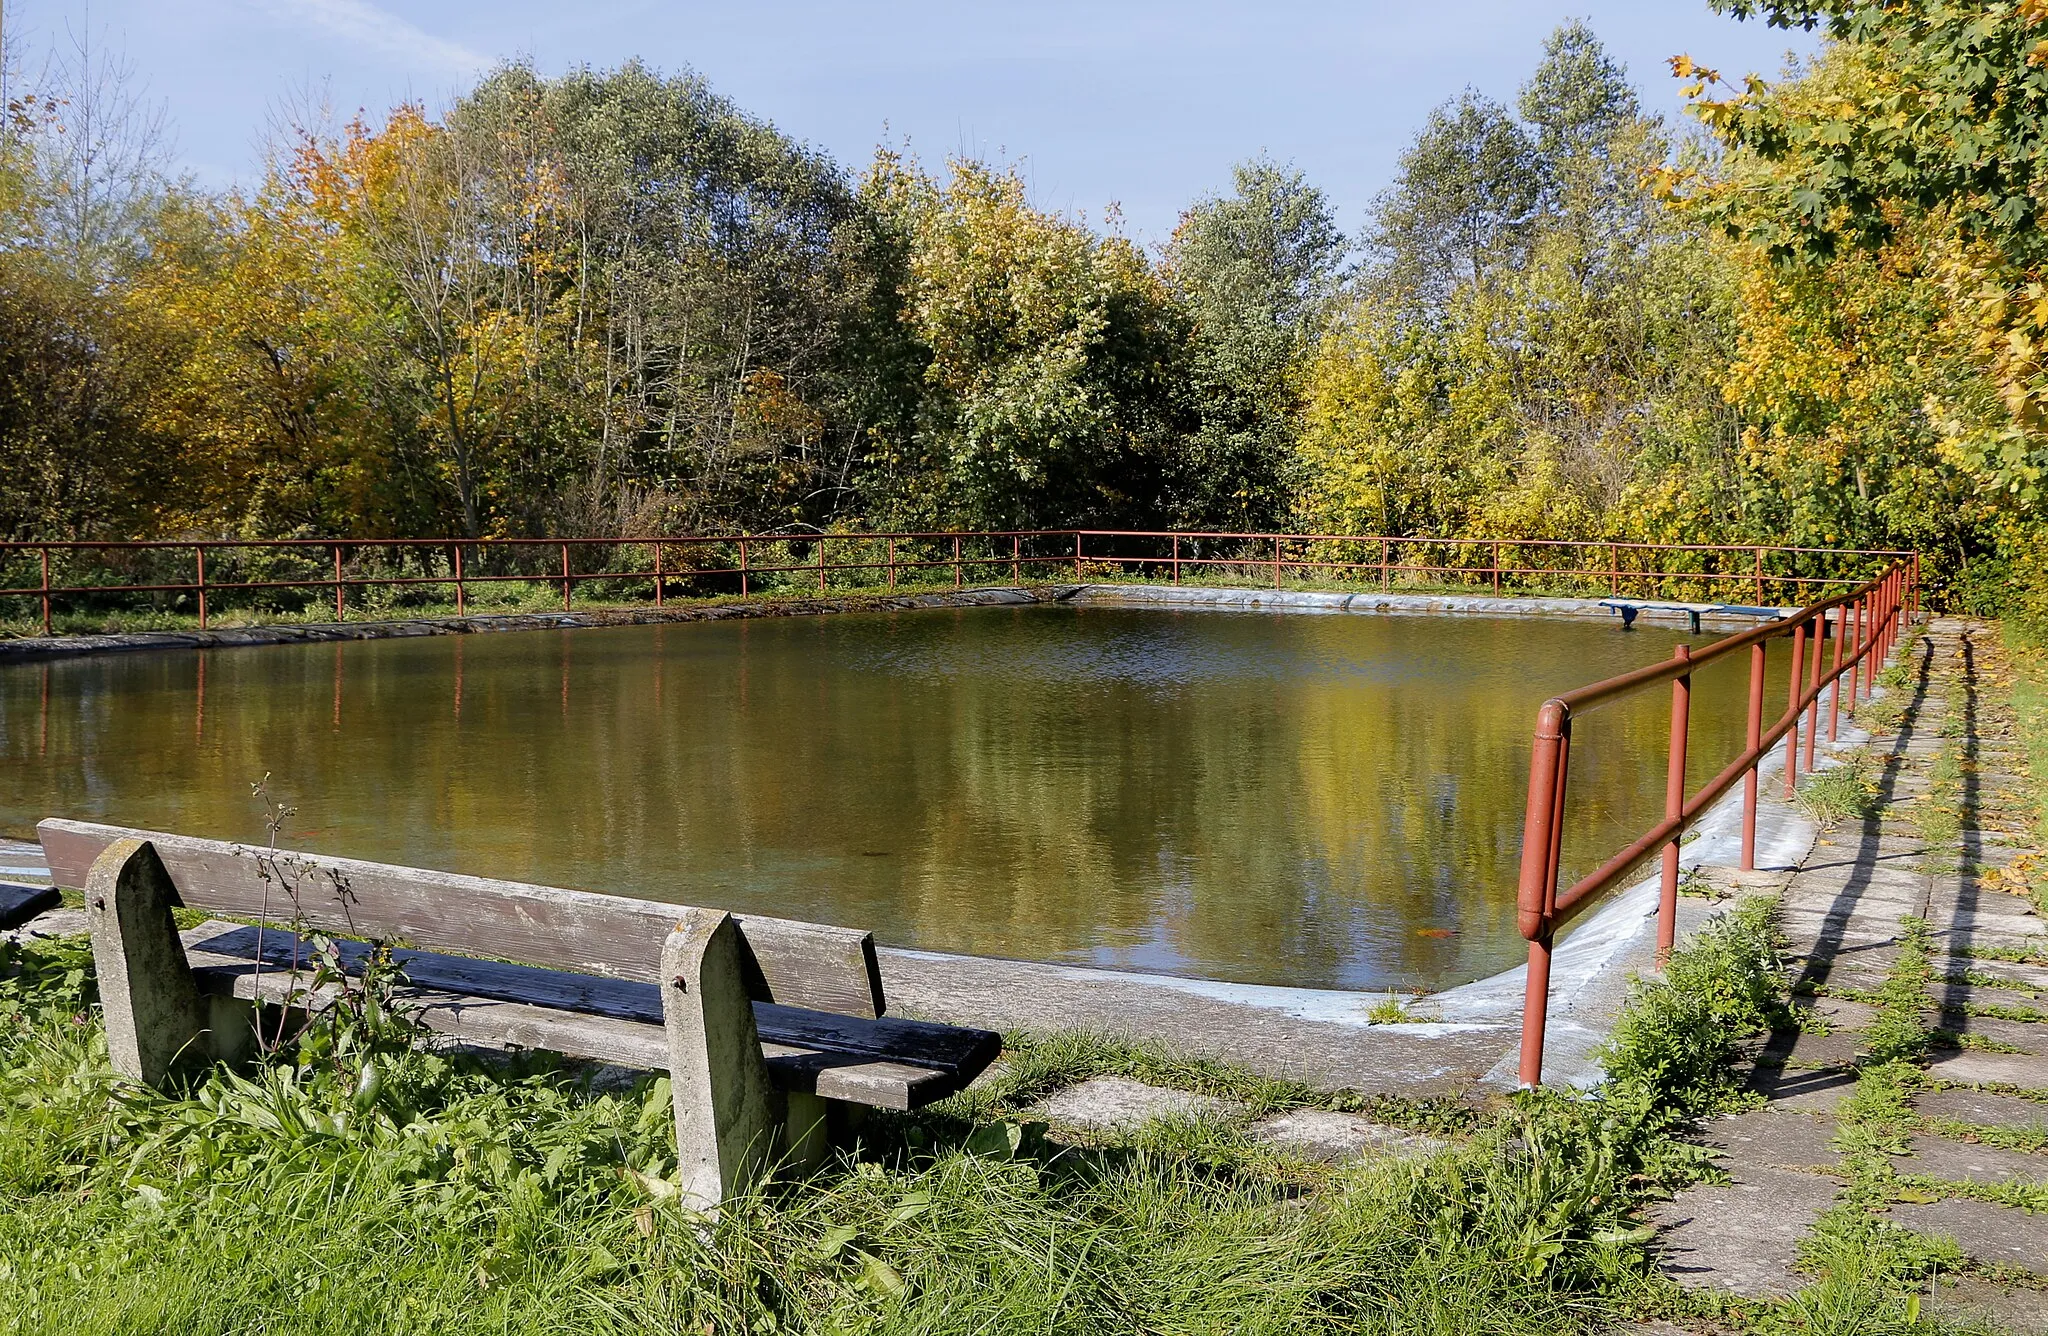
{"left": 1548, "top": 588, "right": 1894, "bottom": 928}
{"left": 0, "top": 533, "right": 1918, "bottom": 556}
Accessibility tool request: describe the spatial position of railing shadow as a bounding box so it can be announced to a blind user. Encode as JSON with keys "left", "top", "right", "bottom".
{"left": 1748, "top": 627, "right": 1935, "bottom": 1104}
{"left": 1932, "top": 626, "right": 1983, "bottom": 1022}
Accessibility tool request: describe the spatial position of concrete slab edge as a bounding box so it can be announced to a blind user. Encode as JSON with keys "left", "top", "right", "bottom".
{"left": 1064, "top": 583, "right": 1798, "bottom": 631}
{"left": 0, "top": 586, "right": 1060, "bottom": 662}
{"left": 5, "top": 579, "right": 1798, "bottom": 662}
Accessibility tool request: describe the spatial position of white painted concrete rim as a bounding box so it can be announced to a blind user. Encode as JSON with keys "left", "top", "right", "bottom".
{"left": 1064, "top": 583, "right": 1798, "bottom": 631}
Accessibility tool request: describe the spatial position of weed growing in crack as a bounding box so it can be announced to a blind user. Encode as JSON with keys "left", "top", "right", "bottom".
{"left": 1796, "top": 755, "right": 1880, "bottom": 827}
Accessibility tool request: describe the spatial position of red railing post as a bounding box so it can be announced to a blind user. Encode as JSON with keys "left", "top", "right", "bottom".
{"left": 1888, "top": 570, "right": 1900, "bottom": 657}
{"left": 885, "top": 537, "right": 894, "bottom": 592}
{"left": 1860, "top": 591, "right": 1875, "bottom": 701}
{"left": 334, "top": 545, "right": 345, "bottom": 620}
{"left": 1740, "top": 639, "right": 1765, "bottom": 870}
{"left": 740, "top": 539, "right": 750, "bottom": 598}
{"left": 1803, "top": 607, "right": 1824, "bottom": 773}
{"left": 1012, "top": 534, "right": 1021, "bottom": 584}
{"left": 1850, "top": 595, "right": 1865, "bottom": 705}
{"left": 1609, "top": 542, "right": 1619, "bottom": 595}
{"left": 1754, "top": 547, "right": 1765, "bottom": 605}
{"left": 561, "top": 542, "right": 572, "bottom": 611}
{"left": 1273, "top": 536, "right": 1283, "bottom": 589}
{"left": 819, "top": 536, "right": 829, "bottom": 595}
{"left": 1657, "top": 644, "right": 1692, "bottom": 967}
{"left": 1493, "top": 540, "right": 1502, "bottom": 595}
{"left": 196, "top": 545, "right": 209, "bottom": 630}
{"left": 39, "top": 545, "right": 50, "bottom": 636}
{"left": 1828, "top": 605, "right": 1845, "bottom": 741}
{"left": 1880, "top": 576, "right": 1892, "bottom": 666}
{"left": 454, "top": 543, "right": 466, "bottom": 616}
{"left": 652, "top": 541, "right": 662, "bottom": 608}
{"left": 953, "top": 534, "right": 962, "bottom": 590}
{"left": 1783, "top": 621, "right": 1806, "bottom": 797}
{"left": 1074, "top": 532, "right": 1083, "bottom": 580}
{"left": 1380, "top": 538, "right": 1389, "bottom": 589}
{"left": 1172, "top": 534, "right": 1181, "bottom": 586}
{"left": 1516, "top": 699, "right": 1570, "bottom": 1087}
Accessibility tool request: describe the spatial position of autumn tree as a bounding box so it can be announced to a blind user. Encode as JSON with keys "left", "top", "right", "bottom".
{"left": 1163, "top": 158, "right": 1344, "bottom": 529}
{"left": 1369, "top": 93, "right": 1537, "bottom": 308}
{"left": 863, "top": 154, "right": 1188, "bottom": 530}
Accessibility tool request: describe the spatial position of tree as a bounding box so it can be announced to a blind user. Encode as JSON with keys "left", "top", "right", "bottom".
{"left": 497, "top": 61, "right": 884, "bottom": 533}
{"left": 864, "top": 154, "right": 1187, "bottom": 530}
{"left": 1313, "top": 22, "right": 1737, "bottom": 546}
{"left": 1163, "top": 158, "right": 1345, "bottom": 529}
{"left": 1369, "top": 93, "right": 1537, "bottom": 308}
{"left": 0, "top": 31, "right": 179, "bottom": 541}
{"left": 28, "top": 23, "right": 173, "bottom": 290}
{"left": 1686, "top": 0, "right": 2048, "bottom": 513}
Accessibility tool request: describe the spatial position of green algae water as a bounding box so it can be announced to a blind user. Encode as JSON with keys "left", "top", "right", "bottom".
{"left": 0, "top": 605, "right": 1788, "bottom": 990}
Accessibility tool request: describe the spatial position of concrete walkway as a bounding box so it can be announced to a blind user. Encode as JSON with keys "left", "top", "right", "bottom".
{"left": 1655, "top": 619, "right": 2048, "bottom": 1330}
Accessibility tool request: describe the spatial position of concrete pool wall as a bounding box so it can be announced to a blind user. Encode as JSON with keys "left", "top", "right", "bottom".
{"left": 0, "top": 578, "right": 1842, "bottom": 1092}
{"left": 0, "top": 580, "right": 1796, "bottom": 665}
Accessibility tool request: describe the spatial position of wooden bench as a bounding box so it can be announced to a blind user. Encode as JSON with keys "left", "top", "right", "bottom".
{"left": 37, "top": 819, "right": 1000, "bottom": 1215}
{"left": 1598, "top": 599, "right": 1786, "bottom": 634}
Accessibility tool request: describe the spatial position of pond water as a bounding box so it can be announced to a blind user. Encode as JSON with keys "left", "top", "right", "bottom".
{"left": 0, "top": 605, "right": 1790, "bottom": 991}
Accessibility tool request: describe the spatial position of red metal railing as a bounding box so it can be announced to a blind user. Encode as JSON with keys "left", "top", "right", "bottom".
{"left": 0, "top": 531, "right": 1913, "bottom": 635}
{"left": 1513, "top": 561, "right": 1915, "bottom": 1086}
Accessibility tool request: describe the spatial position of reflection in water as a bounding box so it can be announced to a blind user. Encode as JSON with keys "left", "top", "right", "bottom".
{"left": 0, "top": 606, "right": 1786, "bottom": 991}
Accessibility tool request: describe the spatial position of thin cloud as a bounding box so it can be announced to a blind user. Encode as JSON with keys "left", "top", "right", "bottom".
{"left": 269, "top": 0, "right": 488, "bottom": 77}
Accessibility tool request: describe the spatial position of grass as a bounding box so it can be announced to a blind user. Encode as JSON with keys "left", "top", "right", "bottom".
{"left": 1919, "top": 741, "right": 1967, "bottom": 869}
{"left": 2005, "top": 618, "right": 2048, "bottom": 917}
{"left": 0, "top": 575, "right": 1011, "bottom": 640}
{"left": 1797, "top": 754, "right": 1882, "bottom": 827}
{"left": 0, "top": 890, "right": 1942, "bottom": 1335}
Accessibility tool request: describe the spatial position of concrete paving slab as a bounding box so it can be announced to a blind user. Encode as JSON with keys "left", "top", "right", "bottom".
{"left": 1748, "top": 1064, "right": 1858, "bottom": 1114}
{"left": 1030, "top": 1076, "right": 1245, "bottom": 1133}
{"left": 6, "top": 907, "right": 86, "bottom": 942}
{"left": 1246, "top": 1109, "right": 1449, "bottom": 1163}
{"left": 1915, "top": 1087, "right": 2048, "bottom": 1132}
{"left": 1935, "top": 1014, "right": 2048, "bottom": 1051}
{"left": 1792, "top": 996, "right": 1881, "bottom": 1032}
{"left": 1927, "top": 1274, "right": 2048, "bottom": 1334}
{"left": 1931, "top": 983, "right": 2048, "bottom": 1014}
{"left": 1775, "top": 912, "right": 1906, "bottom": 945}
{"left": 1891, "top": 1197, "right": 2048, "bottom": 1273}
{"left": 965, "top": 1059, "right": 1012, "bottom": 1093}
{"left": 1780, "top": 886, "right": 1929, "bottom": 916}
{"left": 1759, "top": 1029, "right": 1867, "bottom": 1070}
{"left": 1930, "top": 910, "right": 2048, "bottom": 938}
{"left": 1797, "top": 965, "right": 1894, "bottom": 998}
{"left": 1890, "top": 1133, "right": 2048, "bottom": 1187}
{"left": 1929, "top": 1050, "right": 2048, "bottom": 1091}
{"left": 881, "top": 947, "right": 1512, "bottom": 1094}
{"left": 1652, "top": 1164, "right": 1840, "bottom": 1298}
{"left": 1701, "top": 1108, "right": 1845, "bottom": 1175}
{"left": 1961, "top": 961, "right": 2048, "bottom": 992}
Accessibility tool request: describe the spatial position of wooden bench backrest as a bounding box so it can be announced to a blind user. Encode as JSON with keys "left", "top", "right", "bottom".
{"left": 39, "top": 819, "right": 886, "bottom": 1019}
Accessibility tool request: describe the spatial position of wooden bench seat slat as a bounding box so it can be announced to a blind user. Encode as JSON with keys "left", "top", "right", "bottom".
{"left": 42, "top": 820, "right": 886, "bottom": 1019}
{"left": 182, "top": 923, "right": 998, "bottom": 1079}
{"left": 181, "top": 923, "right": 970, "bottom": 1111}
{"left": 0, "top": 883, "right": 60, "bottom": 932}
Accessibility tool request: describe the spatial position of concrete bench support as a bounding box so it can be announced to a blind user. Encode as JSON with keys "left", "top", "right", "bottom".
{"left": 661, "top": 911, "right": 779, "bottom": 1215}
{"left": 86, "top": 839, "right": 253, "bottom": 1086}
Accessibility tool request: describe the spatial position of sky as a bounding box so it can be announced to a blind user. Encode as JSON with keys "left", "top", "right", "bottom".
{"left": 5, "top": 1, "right": 1816, "bottom": 246}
